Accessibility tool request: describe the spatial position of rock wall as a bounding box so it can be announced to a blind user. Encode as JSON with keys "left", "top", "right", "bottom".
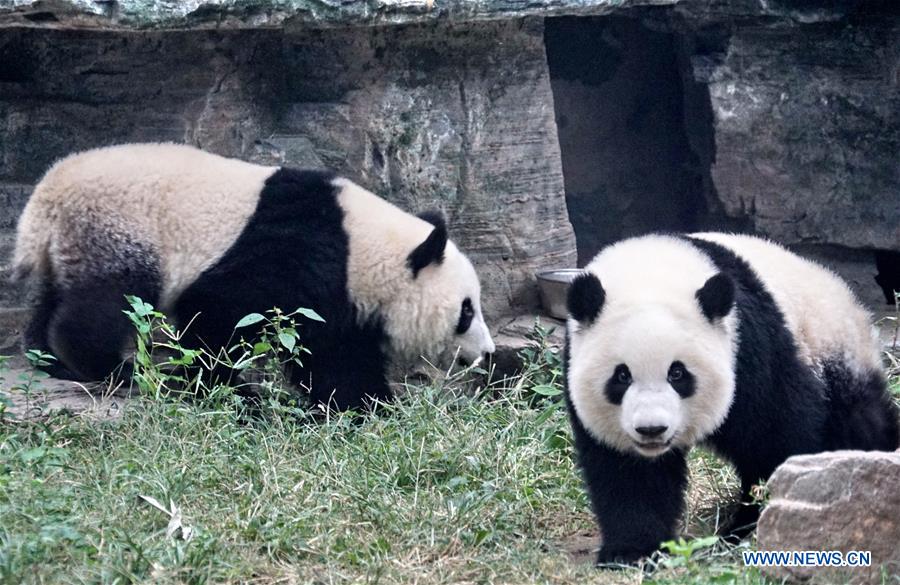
{"left": 545, "top": 15, "right": 714, "bottom": 264}
{"left": 543, "top": 2, "right": 899, "bottom": 306}
{"left": 0, "top": 20, "right": 576, "bottom": 345}
{"left": 681, "top": 1, "right": 900, "bottom": 306}
{"left": 694, "top": 11, "right": 900, "bottom": 253}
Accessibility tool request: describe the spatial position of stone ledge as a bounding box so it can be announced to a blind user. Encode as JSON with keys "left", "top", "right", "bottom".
{"left": 491, "top": 313, "right": 564, "bottom": 379}
{"left": 0, "top": 0, "right": 676, "bottom": 30}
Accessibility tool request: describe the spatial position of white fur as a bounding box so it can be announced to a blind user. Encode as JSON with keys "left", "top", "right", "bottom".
{"left": 567, "top": 235, "right": 738, "bottom": 456}
{"left": 335, "top": 178, "right": 494, "bottom": 365}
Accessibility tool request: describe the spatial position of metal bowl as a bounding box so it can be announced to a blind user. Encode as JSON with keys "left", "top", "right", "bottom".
{"left": 536, "top": 269, "right": 585, "bottom": 320}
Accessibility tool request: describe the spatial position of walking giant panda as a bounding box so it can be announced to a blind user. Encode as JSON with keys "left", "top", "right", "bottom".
{"left": 13, "top": 143, "right": 495, "bottom": 411}
{"left": 565, "top": 233, "right": 899, "bottom": 565}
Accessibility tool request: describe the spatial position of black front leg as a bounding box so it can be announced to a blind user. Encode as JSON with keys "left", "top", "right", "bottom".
{"left": 568, "top": 408, "right": 688, "bottom": 565}
{"left": 299, "top": 333, "right": 392, "bottom": 413}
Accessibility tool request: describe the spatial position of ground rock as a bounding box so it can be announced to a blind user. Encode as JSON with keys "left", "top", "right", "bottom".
{"left": 490, "top": 314, "right": 564, "bottom": 379}
{"left": 757, "top": 450, "right": 900, "bottom": 584}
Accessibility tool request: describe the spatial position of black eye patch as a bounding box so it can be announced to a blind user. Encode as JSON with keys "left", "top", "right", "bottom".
{"left": 667, "top": 361, "right": 696, "bottom": 398}
{"left": 605, "top": 364, "right": 631, "bottom": 405}
{"left": 456, "top": 297, "right": 474, "bottom": 334}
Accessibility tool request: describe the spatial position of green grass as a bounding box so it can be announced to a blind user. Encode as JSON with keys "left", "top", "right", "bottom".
{"left": 1, "top": 332, "right": 897, "bottom": 584}
{"left": 0, "top": 379, "right": 768, "bottom": 585}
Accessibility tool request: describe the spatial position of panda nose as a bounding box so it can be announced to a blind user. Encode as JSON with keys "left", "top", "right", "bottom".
{"left": 635, "top": 425, "right": 668, "bottom": 438}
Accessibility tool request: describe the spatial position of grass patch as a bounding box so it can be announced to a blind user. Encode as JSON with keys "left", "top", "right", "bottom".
{"left": 1, "top": 380, "right": 774, "bottom": 584}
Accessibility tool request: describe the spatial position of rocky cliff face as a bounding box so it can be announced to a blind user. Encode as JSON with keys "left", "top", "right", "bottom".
{"left": 681, "top": 0, "right": 899, "bottom": 305}
{"left": 0, "top": 0, "right": 898, "bottom": 348}
{"left": 544, "top": 1, "right": 899, "bottom": 305}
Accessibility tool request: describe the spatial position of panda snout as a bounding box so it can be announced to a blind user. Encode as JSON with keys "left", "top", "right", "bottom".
{"left": 635, "top": 425, "right": 668, "bottom": 439}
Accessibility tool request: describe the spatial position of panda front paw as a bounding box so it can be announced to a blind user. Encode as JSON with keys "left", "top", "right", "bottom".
{"left": 595, "top": 544, "right": 655, "bottom": 567}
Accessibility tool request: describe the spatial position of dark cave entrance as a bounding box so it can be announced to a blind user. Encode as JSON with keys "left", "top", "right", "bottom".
{"left": 545, "top": 15, "right": 719, "bottom": 266}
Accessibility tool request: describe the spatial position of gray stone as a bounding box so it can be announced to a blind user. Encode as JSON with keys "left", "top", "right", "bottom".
{"left": 2, "top": 0, "right": 899, "bottom": 355}
{"left": 0, "top": 0, "right": 676, "bottom": 30}
{"left": 0, "top": 307, "right": 27, "bottom": 353}
{"left": 0, "top": 359, "right": 134, "bottom": 420}
{"left": 0, "top": 183, "right": 30, "bottom": 229}
{"left": 491, "top": 313, "right": 564, "bottom": 379}
{"left": 757, "top": 450, "right": 900, "bottom": 584}
{"left": 278, "top": 20, "right": 577, "bottom": 317}
{"left": 692, "top": 15, "right": 900, "bottom": 251}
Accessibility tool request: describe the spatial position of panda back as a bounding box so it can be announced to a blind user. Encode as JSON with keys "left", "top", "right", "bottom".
{"left": 690, "top": 233, "right": 881, "bottom": 375}
{"left": 35, "top": 143, "right": 278, "bottom": 306}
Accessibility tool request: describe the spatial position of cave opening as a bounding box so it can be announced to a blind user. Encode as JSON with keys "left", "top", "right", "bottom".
{"left": 875, "top": 250, "right": 900, "bottom": 306}
{"left": 545, "top": 14, "right": 719, "bottom": 265}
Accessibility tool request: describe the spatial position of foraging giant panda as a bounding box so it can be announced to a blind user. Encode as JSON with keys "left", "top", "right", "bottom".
{"left": 564, "top": 233, "right": 899, "bottom": 565}
{"left": 13, "top": 143, "right": 495, "bottom": 411}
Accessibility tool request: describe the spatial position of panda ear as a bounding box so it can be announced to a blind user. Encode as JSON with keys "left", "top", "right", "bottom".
{"left": 696, "top": 273, "right": 735, "bottom": 322}
{"left": 567, "top": 272, "right": 605, "bottom": 325}
{"left": 417, "top": 209, "right": 447, "bottom": 228}
{"left": 408, "top": 222, "right": 448, "bottom": 278}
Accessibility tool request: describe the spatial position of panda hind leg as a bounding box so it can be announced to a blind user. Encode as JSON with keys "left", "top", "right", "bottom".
{"left": 722, "top": 479, "right": 762, "bottom": 543}
{"left": 48, "top": 276, "right": 160, "bottom": 383}
{"left": 822, "top": 363, "right": 900, "bottom": 452}
{"left": 22, "top": 274, "right": 81, "bottom": 380}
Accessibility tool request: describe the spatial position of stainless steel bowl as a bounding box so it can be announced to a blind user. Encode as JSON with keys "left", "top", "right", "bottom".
{"left": 536, "top": 269, "right": 585, "bottom": 320}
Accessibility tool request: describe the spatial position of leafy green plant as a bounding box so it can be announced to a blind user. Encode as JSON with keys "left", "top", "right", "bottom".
{"left": 227, "top": 306, "right": 324, "bottom": 414}
{"left": 0, "top": 349, "right": 56, "bottom": 420}
{"left": 231, "top": 307, "right": 323, "bottom": 377}
{"left": 124, "top": 297, "right": 324, "bottom": 414}
{"left": 649, "top": 536, "right": 743, "bottom": 584}
{"left": 507, "top": 319, "right": 569, "bottom": 450}
{"left": 125, "top": 295, "right": 204, "bottom": 399}
{"left": 660, "top": 536, "right": 721, "bottom": 568}
{"left": 514, "top": 319, "right": 564, "bottom": 401}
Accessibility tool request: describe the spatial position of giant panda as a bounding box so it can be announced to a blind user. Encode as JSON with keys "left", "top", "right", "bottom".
{"left": 564, "top": 232, "right": 900, "bottom": 565}
{"left": 12, "top": 143, "right": 495, "bottom": 411}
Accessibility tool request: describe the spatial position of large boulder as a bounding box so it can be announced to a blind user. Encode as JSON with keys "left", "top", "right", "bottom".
{"left": 757, "top": 450, "right": 900, "bottom": 584}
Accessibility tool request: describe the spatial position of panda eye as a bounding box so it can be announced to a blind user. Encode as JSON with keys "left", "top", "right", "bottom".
{"left": 667, "top": 361, "right": 695, "bottom": 398}
{"left": 668, "top": 363, "right": 685, "bottom": 382}
{"left": 614, "top": 365, "right": 631, "bottom": 385}
{"left": 605, "top": 364, "right": 631, "bottom": 405}
{"left": 456, "top": 298, "right": 475, "bottom": 334}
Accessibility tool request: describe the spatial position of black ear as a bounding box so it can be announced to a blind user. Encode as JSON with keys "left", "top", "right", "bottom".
{"left": 408, "top": 223, "right": 448, "bottom": 278}
{"left": 696, "top": 273, "right": 735, "bottom": 322}
{"left": 567, "top": 272, "right": 605, "bottom": 325}
{"left": 417, "top": 209, "right": 446, "bottom": 228}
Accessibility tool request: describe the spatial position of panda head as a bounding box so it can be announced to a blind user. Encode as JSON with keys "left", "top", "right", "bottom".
{"left": 399, "top": 211, "right": 495, "bottom": 367}
{"left": 565, "top": 241, "right": 738, "bottom": 458}
{"left": 335, "top": 179, "right": 494, "bottom": 368}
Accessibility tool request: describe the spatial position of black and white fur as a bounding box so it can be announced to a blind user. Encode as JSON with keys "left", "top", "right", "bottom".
{"left": 565, "top": 233, "right": 899, "bottom": 565}
{"left": 13, "top": 143, "right": 495, "bottom": 411}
